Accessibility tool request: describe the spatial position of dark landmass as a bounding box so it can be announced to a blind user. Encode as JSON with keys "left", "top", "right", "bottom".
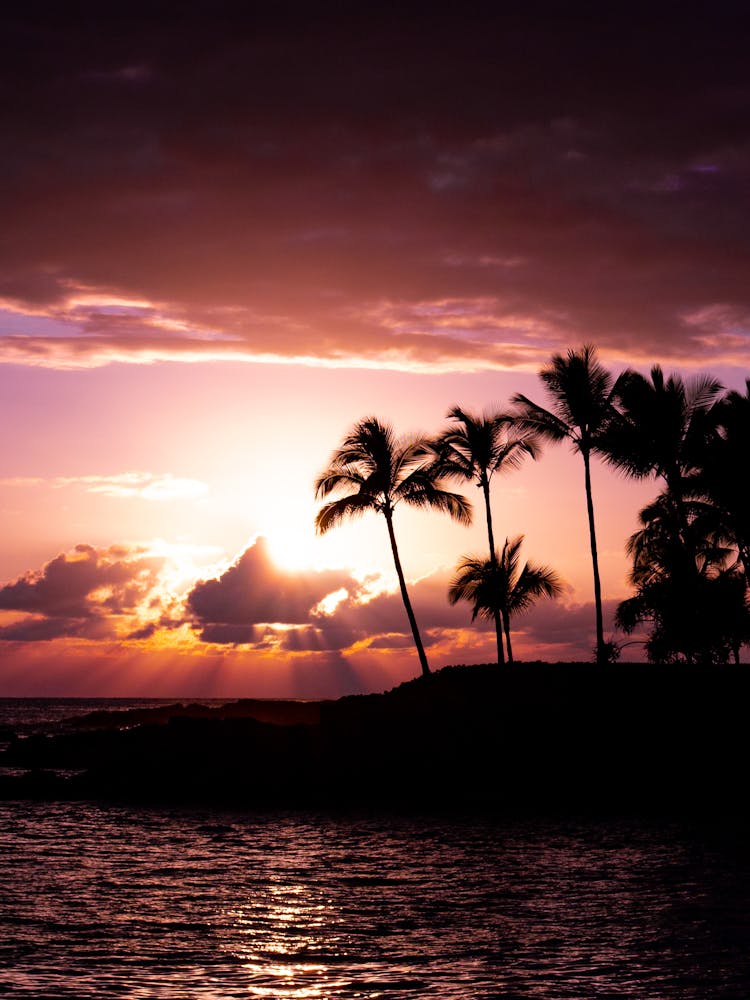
{"left": 69, "top": 697, "right": 324, "bottom": 730}
{"left": 1, "top": 662, "right": 748, "bottom": 815}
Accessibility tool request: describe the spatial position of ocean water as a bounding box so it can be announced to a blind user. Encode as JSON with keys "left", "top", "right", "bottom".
{"left": 0, "top": 697, "right": 230, "bottom": 735}
{"left": 1, "top": 701, "right": 749, "bottom": 998}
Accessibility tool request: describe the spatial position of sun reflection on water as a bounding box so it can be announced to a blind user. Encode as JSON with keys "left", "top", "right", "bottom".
{"left": 223, "top": 882, "right": 354, "bottom": 998}
{"left": 3, "top": 805, "right": 750, "bottom": 999}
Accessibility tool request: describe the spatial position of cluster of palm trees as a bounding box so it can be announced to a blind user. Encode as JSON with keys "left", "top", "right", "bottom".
{"left": 603, "top": 368, "right": 750, "bottom": 663}
{"left": 314, "top": 345, "right": 750, "bottom": 673}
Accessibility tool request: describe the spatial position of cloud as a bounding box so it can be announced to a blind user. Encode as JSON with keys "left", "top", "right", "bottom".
{"left": 1, "top": 9, "right": 748, "bottom": 373}
{"left": 0, "top": 471, "right": 209, "bottom": 501}
{"left": 0, "top": 537, "right": 634, "bottom": 673}
{"left": 54, "top": 472, "right": 209, "bottom": 501}
{"left": 185, "top": 536, "right": 361, "bottom": 643}
{"left": 0, "top": 543, "right": 168, "bottom": 642}
{"left": 304, "top": 564, "right": 618, "bottom": 663}
{"left": 183, "top": 538, "right": 482, "bottom": 651}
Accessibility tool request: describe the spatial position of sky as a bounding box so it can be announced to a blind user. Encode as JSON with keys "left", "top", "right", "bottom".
{"left": 1, "top": 4, "right": 749, "bottom": 696}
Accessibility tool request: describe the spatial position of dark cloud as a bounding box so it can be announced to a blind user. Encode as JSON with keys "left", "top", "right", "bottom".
{"left": 503, "top": 596, "right": 628, "bottom": 662}
{"left": 184, "top": 540, "right": 479, "bottom": 650}
{"left": 0, "top": 543, "right": 166, "bottom": 641}
{"left": 1, "top": 6, "right": 749, "bottom": 371}
{"left": 197, "top": 624, "right": 258, "bottom": 645}
{"left": 366, "top": 633, "right": 427, "bottom": 650}
{"left": 185, "top": 536, "right": 360, "bottom": 643}
{"left": 0, "top": 616, "right": 91, "bottom": 643}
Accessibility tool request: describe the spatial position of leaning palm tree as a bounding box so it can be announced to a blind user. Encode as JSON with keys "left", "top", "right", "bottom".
{"left": 430, "top": 406, "right": 538, "bottom": 664}
{"left": 315, "top": 416, "right": 472, "bottom": 677}
{"left": 512, "top": 345, "right": 615, "bottom": 664}
{"left": 448, "top": 535, "right": 561, "bottom": 663}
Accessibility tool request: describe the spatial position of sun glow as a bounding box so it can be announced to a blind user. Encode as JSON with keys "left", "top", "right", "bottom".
{"left": 262, "top": 497, "right": 357, "bottom": 572}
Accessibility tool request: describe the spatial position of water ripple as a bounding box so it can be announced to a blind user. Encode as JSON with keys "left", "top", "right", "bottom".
{"left": 1, "top": 803, "right": 750, "bottom": 997}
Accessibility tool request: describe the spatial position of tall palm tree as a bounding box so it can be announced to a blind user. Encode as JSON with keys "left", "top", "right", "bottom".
{"left": 603, "top": 365, "right": 723, "bottom": 547}
{"left": 511, "top": 345, "right": 615, "bottom": 664}
{"left": 448, "top": 535, "right": 561, "bottom": 663}
{"left": 314, "top": 416, "right": 472, "bottom": 677}
{"left": 431, "top": 406, "right": 538, "bottom": 664}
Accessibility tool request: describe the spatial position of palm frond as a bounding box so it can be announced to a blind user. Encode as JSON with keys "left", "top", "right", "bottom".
{"left": 315, "top": 493, "right": 376, "bottom": 535}
{"left": 491, "top": 434, "right": 539, "bottom": 472}
{"left": 511, "top": 394, "right": 571, "bottom": 443}
{"left": 396, "top": 470, "right": 472, "bottom": 524}
{"left": 687, "top": 374, "right": 724, "bottom": 414}
{"left": 435, "top": 406, "right": 538, "bottom": 482}
{"left": 314, "top": 467, "right": 367, "bottom": 499}
{"left": 448, "top": 538, "right": 560, "bottom": 625}
{"left": 448, "top": 555, "right": 498, "bottom": 622}
{"left": 536, "top": 345, "right": 614, "bottom": 430}
{"left": 509, "top": 562, "right": 563, "bottom": 614}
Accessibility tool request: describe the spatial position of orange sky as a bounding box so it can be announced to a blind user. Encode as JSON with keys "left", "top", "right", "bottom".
{"left": 1, "top": 6, "right": 749, "bottom": 694}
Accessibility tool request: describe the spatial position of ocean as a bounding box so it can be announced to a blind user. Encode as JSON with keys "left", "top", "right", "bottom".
{"left": 1, "top": 699, "right": 749, "bottom": 998}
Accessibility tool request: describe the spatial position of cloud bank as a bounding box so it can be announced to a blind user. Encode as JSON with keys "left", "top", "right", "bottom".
{"left": 0, "top": 535, "right": 610, "bottom": 671}
{"left": 1, "top": 7, "right": 749, "bottom": 373}
{"left": 0, "top": 543, "right": 167, "bottom": 642}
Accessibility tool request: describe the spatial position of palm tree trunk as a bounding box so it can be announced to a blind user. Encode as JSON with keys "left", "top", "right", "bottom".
{"left": 583, "top": 447, "right": 606, "bottom": 663}
{"left": 384, "top": 510, "right": 431, "bottom": 677}
{"left": 483, "top": 477, "right": 497, "bottom": 555}
{"left": 482, "top": 479, "right": 506, "bottom": 666}
{"left": 503, "top": 610, "right": 514, "bottom": 664}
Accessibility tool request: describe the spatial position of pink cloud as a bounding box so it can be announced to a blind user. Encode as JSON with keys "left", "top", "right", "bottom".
{"left": 1, "top": 11, "right": 748, "bottom": 374}
{"left": 185, "top": 537, "right": 361, "bottom": 642}
{"left": 0, "top": 543, "right": 167, "bottom": 642}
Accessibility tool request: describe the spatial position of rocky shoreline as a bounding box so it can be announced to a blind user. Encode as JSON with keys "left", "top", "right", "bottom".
{"left": 2, "top": 663, "right": 748, "bottom": 815}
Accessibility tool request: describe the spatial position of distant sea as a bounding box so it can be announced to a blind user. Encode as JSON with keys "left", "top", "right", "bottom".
{"left": 0, "top": 696, "right": 230, "bottom": 735}
{"left": 2, "top": 699, "right": 750, "bottom": 998}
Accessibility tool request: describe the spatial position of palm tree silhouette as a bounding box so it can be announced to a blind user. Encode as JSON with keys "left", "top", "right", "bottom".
{"left": 604, "top": 365, "right": 723, "bottom": 549}
{"left": 448, "top": 535, "right": 561, "bottom": 663}
{"left": 512, "top": 345, "right": 615, "bottom": 664}
{"left": 697, "top": 380, "right": 750, "bottom": 585}
{"left": 431, "top": 406, "right": 538, "bottom": 664}
{"left": 615, "top": 491, "right": 745, "bottom": 663}
{"left": 314, "top": 416, "right": 472, "bottom": 677}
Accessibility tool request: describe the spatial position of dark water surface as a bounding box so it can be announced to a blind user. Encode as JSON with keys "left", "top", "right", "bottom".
{"left": 2, "top": 801, "right": 750, "bottom": 998}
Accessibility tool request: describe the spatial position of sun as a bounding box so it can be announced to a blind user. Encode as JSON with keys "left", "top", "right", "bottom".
{"left": 265, "top": 521, "right": 323, "bottom": 571}
{"left": 260, "top": 497, "right": 392, "bottom": 577}
{"left": 261, "top": 498, "right": 348, "bottom": 572}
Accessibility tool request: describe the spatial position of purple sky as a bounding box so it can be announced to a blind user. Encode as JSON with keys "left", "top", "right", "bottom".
{"left": 1, "top": 4, "right": 748, "bottom": 694}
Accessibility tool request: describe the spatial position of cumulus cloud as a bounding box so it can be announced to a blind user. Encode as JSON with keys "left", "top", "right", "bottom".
{"left": 0, "top": 543, "right": 168, "bottom": 642}
{"left": 185, "top": 537, "right": 362, "bottom": 643}
{"left": 0, "top": 536, "right": 626, "bottom": 666}
{"left": 182, "top": 540, "right": 609, "bottom": 662}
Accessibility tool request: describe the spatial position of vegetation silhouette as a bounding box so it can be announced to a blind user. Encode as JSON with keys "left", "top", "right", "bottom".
{"left": 604, "top": 365, "right": 724, "bottom": 563}
{"left": 512, "top": 345, "right": 616, "bottom": 664}
{"left": 429, "top": 406, "right": 538, "bottom": 665}
{"left": 600, "top": 365, "right": 748, "bottom": 663}
{"left": 310, "top": 348, "right": 750, "bottom": 669}
{"left": 697, "top": 380, "right": 750, "bottom": 588}
{"left": 448, "top": 536, "right": 561, "bottom": 663}
{"left": 314, "top": 416, "right": 471, "bottom": 676}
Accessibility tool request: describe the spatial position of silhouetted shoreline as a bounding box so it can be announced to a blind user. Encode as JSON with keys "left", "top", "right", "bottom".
{"left": 1, "top": 662, "right": 748, "bottom": 815}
